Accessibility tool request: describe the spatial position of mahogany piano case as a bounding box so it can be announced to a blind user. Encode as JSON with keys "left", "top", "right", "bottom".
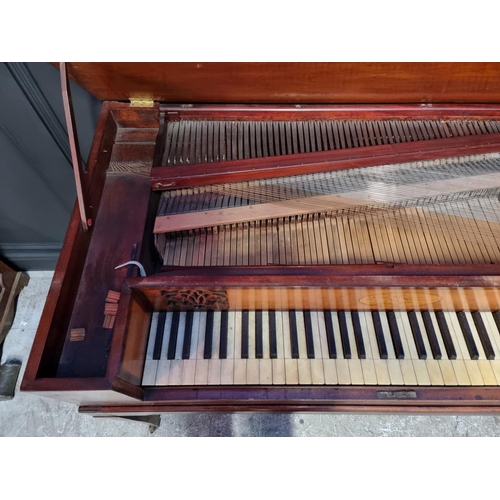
{"left": 20, "top": 62, "right": 500, "bottom": 416}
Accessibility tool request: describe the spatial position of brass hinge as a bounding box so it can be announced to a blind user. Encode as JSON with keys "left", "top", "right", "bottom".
{"left": 129, "top": 97, "right": 154, "bottom": 108}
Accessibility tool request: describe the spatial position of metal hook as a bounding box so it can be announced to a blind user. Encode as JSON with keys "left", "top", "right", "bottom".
{"left": 114, "top": 260, "right": 146, "bottom": 277}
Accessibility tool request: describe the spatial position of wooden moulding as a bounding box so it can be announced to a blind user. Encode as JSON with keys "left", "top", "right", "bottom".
{"left": 127, "top": 264, "right": 500, "bottom": 312}
{"left": 78, "top": 385, "right": 500, "bottom": 412}
{"left": 150, "top": 132, "right": 500, "bottom": 190}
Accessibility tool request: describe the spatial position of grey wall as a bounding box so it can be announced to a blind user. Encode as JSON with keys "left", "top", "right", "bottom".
{"left": 0, "top": 62, "right": 102, "bottom": 270}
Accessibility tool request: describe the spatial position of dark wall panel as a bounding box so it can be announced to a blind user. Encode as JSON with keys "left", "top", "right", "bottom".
{"left": 0, "top": 62, "right": 102, "bottom": 270}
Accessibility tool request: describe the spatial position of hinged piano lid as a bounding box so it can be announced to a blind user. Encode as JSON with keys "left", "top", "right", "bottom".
{"left": 65, "top": 62, "right": 500, "bottom": 104}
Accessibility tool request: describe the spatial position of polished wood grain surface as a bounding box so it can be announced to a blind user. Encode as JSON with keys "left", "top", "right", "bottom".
{"left": 67, "top": 63, "right": 500, "bottom": 104}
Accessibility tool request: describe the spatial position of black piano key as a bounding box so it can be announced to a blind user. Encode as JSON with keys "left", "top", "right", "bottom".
{"left": 303, "top": 311, "right": 315, "bottom": 359}
{"left": 386, "top": 311, "right": 404, "bottom": 359}
{"left": 167, "top": 311, "right": 180, "bottom": 360}
{"left": 337, "top": 311, "right": 351, "bottom": 359}
{"left": 289, "top": 310, "right": 300, "bottom": 359}
{"left": 323, "top": 312, "right": 337, "bottom": 359}
{"left": 255, "top": 310, "right": 263, "bottom": 358}
{"left": 219, "top": 310, "right": 229, "bottom": 359}
{"left": 241, "top": 310, "right": 249, "bottom": 359}
{"left": 472, "top": 312, "right": 495, "bottom": 360}
{"left": 204, "top": 310, "right": 214, "bottom": 359}
{"left": 351, "top": 311, "right": 366, "bottom": 359}
{"left": 421, "top": 311, "right": 442, "bottom": 360}
{"left": 371, "top": 311, "right": 388, "bottom": 360}
{"left": 153, "top": 311, "right": 167, "bottom": 360}
{"left": 269, "top": 311, "right": 278, "bottom": 359}
{"left": 435, "top": 311, "right": 457, "bottom": 360}
{"left": 407, "top": 311, "right": 427, "bottom": 359}
{"left": 456, "top": 311, "right": 479, "bottom": 360}
{"left": 182, "top": 311, "right": 194, "bottom": 359}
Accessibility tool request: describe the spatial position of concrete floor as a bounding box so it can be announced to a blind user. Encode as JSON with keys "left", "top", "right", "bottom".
{"left": 2, "top": 272, "right": 500, "bottom": 436}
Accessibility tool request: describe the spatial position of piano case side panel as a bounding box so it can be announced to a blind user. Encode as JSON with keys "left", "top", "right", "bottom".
{"left": 21, "top": 103, "right": 160, "bottom": 405}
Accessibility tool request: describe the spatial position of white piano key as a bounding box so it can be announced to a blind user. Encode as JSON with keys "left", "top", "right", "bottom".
{"left": 440, "top": 310, "right": 471, "bottom": 385}
{"left": 378, "top": 312, "right": 404, "bottom": 385}
{"left": 336, "top": 359, "right": 351, "bottom": 385}
{"left": 321, "top": 359, "right": 337, "bottom": 384}
{"left": 211, "top": 311, "right": 221, "bottom": 359}
{"left": 443, "top": 311, "right": 484, "bottom": 385}
{"left": 155, "top": 312, "right": 173, "bottom": 385}
{"left": 226, "top": 311, "right": 236, "bottom": 360}
{"left": 309, "top": 312, "right": 326, "bottom": 384}
{"left": 195, "top": 311, "right": 207, "bottom": 360}
{"left": 391, "top": 312, "right": 417, "bottom": 385}
{"left": 194, "top": 359, "right": 209, "bottom": 385}
{"left": 464, "top": 311, "right": 489, "bottom": 360}
{"left": 248, "top": 310, "right": 256, "bottom": 359}
{"left": 344, "top": 312, "right": 364, "bottom": 384}
{"left": 262, "top": 310, "right": 270, "bottom": 359}
{"left": 397, "top": 312, "right": 431, "bottom": 385}
{"left": 477, "top": 360, "right": 498, "bottom": 385}
{"left": 298, "top": 358, "right": 312, "bottom": 385}
{"left": 330, "top": 311, "right": 345, "bottom": 359}
{"left": 142, "top": 312, "right": 159, "bottom": 385}
{"left": 233, "top": 311, "right": 242, "bottom": 360}
{"left": 247, "top": 359, "right": 260, "bottom": 384}
{"left": 282, "top": 311, "right": 299, "bottom": 384}
{"left": 310, "top": 359, "right": 325, "bottom": 384}
{"left": 427, "top": 311, "right": 450, "bottom": 359}
{"left": 233, "top": 359, "right": 247, "bottom": 385}
{"left": 208, "top": 359, "right": 222, "bottom": 385}
{"left": 296, "top": 311, "right": 308, "bottom": 359}
{"left": 194, "top": 313, "right": 209, "bottom": 385}
{"left": 315, "top": 311, "right": 330, "bottom": 360}
{"left": 220, "top": 312, "right": 235, "bottom": 385}
{"left": 189, "top": 312, "right": 201, "bottom": 359}
{"left": 349, "top": 358, "right": 365, "bottom": 385}
{"left": 272, "top": 358, "right": 286, "bottom": 385}
{"left": 481, "top": 312, "right": 500, "bottom": 357}
{"left": 272, "top": 311, "right": 286, "bottom": 384}
{"left": 260, "top": 359, "right": 273, "bottom": 384}
{"left": 176, "top": 311, "right": 187, "bottom": 359}
{"left": 425, "top": 359, "right": 445, "bottom": 386}
{"left": 206, "top": 311, "right": 222, "bottom": 385}
{"left": 309, "top": 311, "right": 323, "bottom": 359}
{"left": 359, "top": 311, "right": 391, "bottom": 385}
{"left": 220, "top": 359, "right": 234, "bottom": 385}
{"left": 169, "top": 313, "right": 187, "bottom": 386}
{"left": 480, "top": 313, "right": 500, "bottom": 383}
{"left": 181, "top": 359, "right": 197, "bottom": 385}
{"left": 168, "top": 359, "right": 184, "bottom": 385}
{"left": 275, "top": 310, "right": 285, "bottom": 359}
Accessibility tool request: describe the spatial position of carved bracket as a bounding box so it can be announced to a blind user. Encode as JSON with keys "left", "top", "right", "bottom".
{"left": 161, "top": 289, "right": 229, "bottom": 310}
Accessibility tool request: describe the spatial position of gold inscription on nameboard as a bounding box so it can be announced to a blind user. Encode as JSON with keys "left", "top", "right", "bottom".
{"left": 358, "top": 290, "right": 442, "bottom": 309}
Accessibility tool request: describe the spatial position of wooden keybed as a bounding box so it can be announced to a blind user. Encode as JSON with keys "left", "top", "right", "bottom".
{"left": 20, "top": 63, "right": 500, "bottom": 414}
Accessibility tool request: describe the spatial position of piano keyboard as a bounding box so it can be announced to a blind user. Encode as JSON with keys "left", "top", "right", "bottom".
{"left": 142, "top": 308, "right": 500, "bottom": 386}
